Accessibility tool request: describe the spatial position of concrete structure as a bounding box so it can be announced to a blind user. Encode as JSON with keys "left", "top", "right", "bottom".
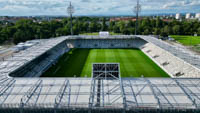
{"left": 195, "top": 13, "right": 200, "bottom": 20}
{"left": 175, "top": 13, "right": 181, "bottom": 20}
{"left": 0, "top": 36, "right": 200, "bottom": 113}
{"left": 99, "top": 31, "right": 109, "bottom": 38}
{"left": 186, "top": 13, "right": 191, "bottom": 19}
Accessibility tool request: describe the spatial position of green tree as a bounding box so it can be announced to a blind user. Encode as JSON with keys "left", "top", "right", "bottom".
{"left": 128, "top": 28, "right": 135, "bottom": 35}
{"left": 156, "top": 17, "right": 163, "bottom": 28}
{"left": 197, "top": 27, "right": 200, "bottom": 36}
{"left": 127, "top": 20, "right": 135, "bottom": 28}
{"left": 173, "top": 25, "right": 181, "bottom": 35}
{"left": 13, "top": 29, "right": 26, "bottom": 44}
{"left": 153, "top": 28, "right": 161, "bottom": 35}
{"left": 48, "top": 20, "right": 62, "bottom": 37}
{"left": 141, "top": 18, "right": 151, "bottom": 28}
{"left": 101, "top": 17, "right": 108, "bottom": 31}
{"left": 82, "top": 22, "right": 89, "bottom": 32}
{"left": 113, "top": 25, "right": 120, "bottom": 33}
{"left": 122, "top": 28, "right": 130, "bottom": 35}
{"left": 160, "top": 28, "right": 168, "bottom": 37}
{"left": 163, "top": 26, "right": 172, "bottom": 36}
{"left": 143, "top": 29, "right": 150, "bottom": 35}
{"left": 89, "top": 21, "right": 98, "bottom": 32}
{"left": 117, "top": 21, "right": 126, "bottom": 33}
{"left": 109, "top": 21, "right": 115, "bottom": 31}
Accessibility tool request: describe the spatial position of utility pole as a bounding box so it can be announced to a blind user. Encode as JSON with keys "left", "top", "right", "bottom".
{"left": 67, "top": 2, "right": 75, "bottom": 35}
{"left": 134, "top": 0, "right": 141, "bottom": 35}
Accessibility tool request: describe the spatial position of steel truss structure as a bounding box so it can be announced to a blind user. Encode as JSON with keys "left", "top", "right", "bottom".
{"left": 89, "top": 64, "right": 126, "bottom": 110}
{"left": 20, "top": 80, "right": 43, "bottom": 108}
{"left": 0, "top": 78, "right": 15, "bottom": 104}
{"left": 55, "top": 79, "right": 71, "bottom": 108}
{"left": 0, "top": 78, "right": 199, "bottom": 113}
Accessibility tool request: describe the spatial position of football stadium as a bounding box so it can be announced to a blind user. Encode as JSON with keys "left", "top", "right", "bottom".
{"left": 1, "top": 35, "right": 200, "bottom": 113}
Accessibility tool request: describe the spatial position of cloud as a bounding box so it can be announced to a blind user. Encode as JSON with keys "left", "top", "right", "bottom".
{"left": 0, "top": 0, "right": 199, "bottom": 16}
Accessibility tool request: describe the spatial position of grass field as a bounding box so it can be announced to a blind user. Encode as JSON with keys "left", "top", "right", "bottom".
{"left": 170, "top": 35, "right": 200, "bottom": 46}
{"left": 42, "top": 49, "right": 169, "bottom": 78}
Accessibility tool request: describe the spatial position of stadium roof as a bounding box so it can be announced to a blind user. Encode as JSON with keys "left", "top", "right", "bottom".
{"left": 0, "top": 35, "right": 200, "bottom": 112}
{"left": 1, "top": 78, "right": 200, "bottom": 110}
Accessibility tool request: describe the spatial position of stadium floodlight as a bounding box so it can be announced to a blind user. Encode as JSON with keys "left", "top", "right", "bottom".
{"left": 67, "top": 2, "right": 75, "bottom": 35}
{"left": 133, "top": 0, "right": 141, "bottom": 35}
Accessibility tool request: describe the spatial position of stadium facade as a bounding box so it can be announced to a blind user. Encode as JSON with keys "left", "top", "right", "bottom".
{"left": 0, "top": 35, "right": 200, "bottom": 113}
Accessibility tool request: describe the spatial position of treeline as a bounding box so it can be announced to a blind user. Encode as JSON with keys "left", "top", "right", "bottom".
{"left": 0, "top": 17, "right": 200, "bottom": 44}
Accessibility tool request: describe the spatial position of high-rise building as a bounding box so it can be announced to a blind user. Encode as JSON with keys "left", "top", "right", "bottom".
{"left": 195, "top": 13, "right": 200, "bottom": 19}
{"left": 175, "top": 13, "right": 181, "bottom": 20}
{"left": 186, "top": 13, "right": 191, "bottom": 19}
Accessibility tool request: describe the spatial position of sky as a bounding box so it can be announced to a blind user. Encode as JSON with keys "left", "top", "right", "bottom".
{"left": 0, "top": 0, "right": 200, "bottom": 16}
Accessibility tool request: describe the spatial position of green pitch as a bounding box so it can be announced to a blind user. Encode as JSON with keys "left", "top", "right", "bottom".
{"left": 42, "top": 49, "right": 169, "bottom": 77}
{"left": 171, "top": 35, "right": 200, "bottom": 46}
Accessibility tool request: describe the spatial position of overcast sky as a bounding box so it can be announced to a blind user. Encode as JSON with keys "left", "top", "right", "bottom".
{"left": 0, "top": 0, "right": 200, "bottom": 16}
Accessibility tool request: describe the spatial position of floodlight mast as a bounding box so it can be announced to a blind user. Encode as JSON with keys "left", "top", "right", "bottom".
{"left": 134, "top": 0, "right": 141, "bottom": 35}
{"left": 67, "top": 2, "right": 75, "bottom": 35}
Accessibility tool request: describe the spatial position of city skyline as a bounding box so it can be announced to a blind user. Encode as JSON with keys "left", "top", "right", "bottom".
{"left": 0, "top": 0, "right": 200, "bottom": 16}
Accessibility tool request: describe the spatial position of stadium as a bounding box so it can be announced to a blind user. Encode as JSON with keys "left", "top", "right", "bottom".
{"left": 1, "top": 35, "right": 200, "bottom": 113}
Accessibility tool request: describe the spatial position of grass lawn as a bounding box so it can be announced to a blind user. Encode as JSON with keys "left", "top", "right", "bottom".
{"left": 80, "top": 32, "right": 121, "bottom": 35}
{"left": 42, "top": 49, "right": 89, "bottom": 77}
{"left": 42, "top": 49, "right": 169, "bottom": 78}
{"left": 170, "top": 35, "right": 200, "bottom": 46}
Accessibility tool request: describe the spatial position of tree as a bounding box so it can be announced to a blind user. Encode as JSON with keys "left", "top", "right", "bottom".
{"left": 160, "top": 28, "right": 168, "bottom": 37}
{"left": 122, "top": 28, "right": 130, "bottom": 35}
{"left": 117, "top": 21, "right": 126, "bottom": 33}
{"left": 143, "top": 29, "right": 150, "bottom": 35}
{"left": 173, "top": 25, "right": 181, "bottom": 35}
{"left": 182, "top": 21, "right": 192, "bottom": 35}
{"left": 39, "top": 21, "right": 52, "bottom": 39}
{"left": 129, "top": 28, "right": 135, "bottom": 35}
{"left": 13, "top": 29, "right": 26, "bottom": 44}
{"left": 89, "top": 21, "right": 98, "bottom": 32}
{"left": 1, "top": 16, "right": 200, "bottom": 44}
{"left": 101, "top": 17, "right": 108, "bottom": 31}
{"left": 113, "top": 25, "right": 120, "bottom": 33}
{"left": 127, "top": 20, "right": 134, "bottom": 28}
{"left": 0, "top": 26, "right": 16, "bottom": 43}
{"left": 163, "top": 26, "right": 172, "bottom": 36}
{"left": 153, "top": 28, "right": 161, "bottom": 35}
{"left": 109, "top": 21, "right": 115, "bottom": 31}
{"left": 49, "top": 20, "right": 62, "bottom": 37}
{"left": 73, "top": 24, "right": 80, "bottom": 35}
{"left": 197, "top": 27, "right": 200, "bottom": 36}
{"left": 156, "top": 17, "right": 163, "bottom": 28}
{"left": 141, "top": 18, "right": 150, "bottom": 28}
{"left": 82, "top": 22, "right": 89, "bottom": 32}
{"left": 56, "top": 25, "right": 71, "bottom": 36}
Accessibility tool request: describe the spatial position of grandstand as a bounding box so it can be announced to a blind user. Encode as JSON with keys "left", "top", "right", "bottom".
{"left": 0, "top": 35, "right": 200, "bottom": 113}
